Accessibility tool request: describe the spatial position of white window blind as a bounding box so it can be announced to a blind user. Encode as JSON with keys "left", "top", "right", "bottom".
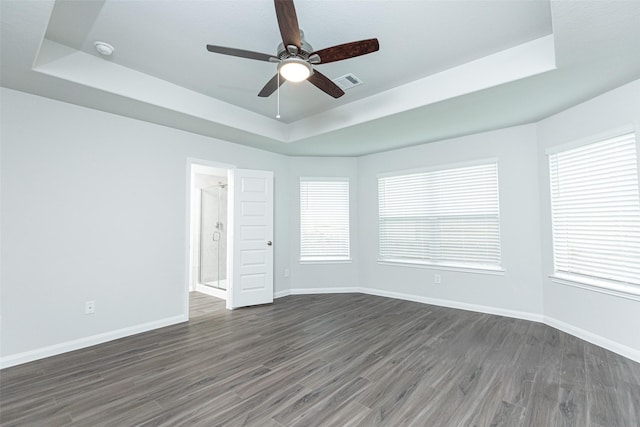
{"left": 549, "top": 131, "right": 640, "bottom": 287}
{"left": 300, "top": 178, "right": 350, "bottom": 261}
{"left": 378, "top": 162, "right": 501, "bottom": 270}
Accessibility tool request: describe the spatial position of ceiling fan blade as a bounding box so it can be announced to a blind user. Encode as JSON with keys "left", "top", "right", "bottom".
{"left": 206, "top": 45, "right": 278, "bottom": 62}
{"left": 311, "top": 38, "right": 380, "bottom": 64}
{"left": 274, "top": 0, "right": 301, "bottom": 49}
{"left": 258, "top": 74, "right": 285, "bottom": 97}
{"left": 307, "top": 70, "right": 345, "bottom": 98}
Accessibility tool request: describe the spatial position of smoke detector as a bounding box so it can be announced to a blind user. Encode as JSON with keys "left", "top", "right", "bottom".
{"left": 332, "top": 73, "right": 363, "bottom": 90}
{"left": 94, "top": 41, "right": 114, "bottom": 56}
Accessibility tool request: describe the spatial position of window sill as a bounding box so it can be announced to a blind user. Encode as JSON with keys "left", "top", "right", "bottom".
{"left": 550, "top": 274, "right": 640, "bottom": 302}
{"left": 377, "top": 260, "right": 504, "bottom": 276}
{"left": 300, "top": 258, "right": 352, "bottom": 265}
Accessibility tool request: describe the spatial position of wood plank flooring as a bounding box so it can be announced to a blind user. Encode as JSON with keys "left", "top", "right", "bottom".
{"left": 1, "top": 292, "right": 639, "bottom": 426}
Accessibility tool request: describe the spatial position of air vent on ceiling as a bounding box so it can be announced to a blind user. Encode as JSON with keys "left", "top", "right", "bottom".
{"left": 332, "top": 73, "right": 363, "bottom": 90}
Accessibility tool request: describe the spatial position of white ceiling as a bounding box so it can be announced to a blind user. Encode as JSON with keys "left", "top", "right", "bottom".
{"left": 2, "top": 0, "right": 640, "bottom": 156}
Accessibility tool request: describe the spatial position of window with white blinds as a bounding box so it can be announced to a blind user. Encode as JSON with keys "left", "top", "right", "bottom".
{"left": 378, "top": 162, "right": 501, "bottom": 271}
{"left": 548, "top": 131, "right": 640, "bottom": 288}
{"left": 300, "top": 178, "right": 350, "bottom": 262}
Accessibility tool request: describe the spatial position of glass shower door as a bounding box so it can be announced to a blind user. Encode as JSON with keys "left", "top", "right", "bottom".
{"left": 200, "top": 185, "right": 227, "bottom": 289}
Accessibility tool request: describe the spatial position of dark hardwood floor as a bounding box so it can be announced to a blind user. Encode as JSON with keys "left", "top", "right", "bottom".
{"left": 1, "top": 292, "right": 639, "bottom": 426}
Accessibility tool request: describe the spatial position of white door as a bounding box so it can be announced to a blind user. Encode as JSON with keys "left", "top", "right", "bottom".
{"left": 228, "top": 168, "right": 274, "bottom": 309}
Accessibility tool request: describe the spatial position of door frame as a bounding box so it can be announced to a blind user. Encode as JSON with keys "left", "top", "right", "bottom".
{"left": 185, "top": 158, "right": 236, "bottom": 317}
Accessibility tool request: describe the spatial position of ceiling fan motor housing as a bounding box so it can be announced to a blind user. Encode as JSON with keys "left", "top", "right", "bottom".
{"left": 276, "top": 29, "right": 313, "bottom": 60}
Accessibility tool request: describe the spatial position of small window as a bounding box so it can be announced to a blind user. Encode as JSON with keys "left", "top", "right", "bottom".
{"left": 548, "top": 131, "right": 640, "bottom": 289}
{"left": 300, "top": 178, "right": 350, "bottom": 262}
{"left": 378, "top": 161, "right": 501, "bottom": 271}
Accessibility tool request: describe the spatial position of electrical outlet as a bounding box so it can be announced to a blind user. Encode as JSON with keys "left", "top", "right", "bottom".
{"left": 284, "top": 268, "right": 290, "bottom": 278}
{"left": 85, "top": 300, "right": 96, "bottom": 315}
{"left": 434, "top": 274, "right": 442, "bottom": 284}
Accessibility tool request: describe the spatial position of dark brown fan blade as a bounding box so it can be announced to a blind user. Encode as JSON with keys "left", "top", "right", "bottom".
{"left": 274, "top": 0, "right": 301, "bottom": 49}
{"left": 311, "top": 38, "right": 379, "bottom": 64}
{"left": 258, "top": 74, "right": 285, "bottom": 97}
{"left": 206, "top": 45, "right": 278, "bottom": 62}
{"left": 307, "top": 70, "right": 345, "bottom": 98}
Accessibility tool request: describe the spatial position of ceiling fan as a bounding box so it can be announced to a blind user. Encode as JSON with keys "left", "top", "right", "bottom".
{"left": 206, "top": 0, "right": 379, "bottom": 99}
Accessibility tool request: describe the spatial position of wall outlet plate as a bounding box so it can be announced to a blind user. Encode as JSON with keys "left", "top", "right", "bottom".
{"left": 85, "top": 300, "right": 96, "bottom": 314}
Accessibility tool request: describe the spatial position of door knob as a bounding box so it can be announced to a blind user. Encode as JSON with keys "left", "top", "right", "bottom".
{"left": 267, "top": 241, "right": 273, "bottom": 246}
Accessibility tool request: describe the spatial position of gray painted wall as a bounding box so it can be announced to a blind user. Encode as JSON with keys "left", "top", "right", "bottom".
{"left": 357, "top": 124, "right": 544, "bottom": 317}
{"left": 2, "top": 79, "right": 639, "bottom": 367}
{"left": 0, "top": 88, "right": 291, "bottom": 364}
{"left": 537, "top": 79, "right": 640, "bottom": 357}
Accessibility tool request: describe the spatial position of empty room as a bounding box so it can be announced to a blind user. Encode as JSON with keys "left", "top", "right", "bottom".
{"left": 1, "top": 0, "right": 640, "bottom": 425}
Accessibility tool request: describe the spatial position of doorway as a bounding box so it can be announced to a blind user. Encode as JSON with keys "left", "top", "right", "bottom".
{"left": 187, "top": 161, "right": 275, "bottom": 312}
{"left": 189, "top": 164, "right": 231, "bottom": 301}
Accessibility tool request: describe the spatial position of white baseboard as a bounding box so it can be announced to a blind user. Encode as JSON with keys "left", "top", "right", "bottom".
{"left": 5, "top": 288, "right": 638, "bottom": 369}
{"left": 0, "top": 314, "right": 187, "bottom": 369}
{"left": 195, "top": 284, "right": 227, "bottom": 300}
{"left": 274, "top": 289, "right": 291, "bottom": 298}
{"left": 277, "top": 286, "right": 541, "bottom": 323}
{"left": 360, "top": 287, "right": 544, "bottom": 323}
{"left": 275, "top": 287, "right": 360, "bottom": 298}
{"left": 544, "top": 316, "right": 640, "bottom": 363}
{"left": 275, "top": 286, "right": 639, "bottom": 362}
{"left": 288, "top": 287, "right": 360, "bottom": 295}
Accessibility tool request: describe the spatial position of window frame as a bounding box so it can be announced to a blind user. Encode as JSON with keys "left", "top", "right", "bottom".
{"left": 377, "top": 159, "right": 503, "bottom": 274}
{"left": 546, "top": 125, "right": 640, "bottom": 300}
{"left": 299, "top": 176, "right": 351, "bottom": 264}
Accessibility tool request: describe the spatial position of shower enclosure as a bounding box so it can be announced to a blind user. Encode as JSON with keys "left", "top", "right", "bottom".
{"left": 200, "top": 180, "right": 228, "bottom": 290}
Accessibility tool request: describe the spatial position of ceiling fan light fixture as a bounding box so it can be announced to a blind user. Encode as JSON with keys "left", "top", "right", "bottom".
{"left": 278, "top": 58, "right": 312, "bottom": 82}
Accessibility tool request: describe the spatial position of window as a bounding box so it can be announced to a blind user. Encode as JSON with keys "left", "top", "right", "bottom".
{"left": 300, "top": 178, "right": 350, "bottom": 262}
{"left": 548, "top": 130, "right": 640, "bottom": 290}
{"left": 378, "top": 161, "right": 501, "bottom": 271}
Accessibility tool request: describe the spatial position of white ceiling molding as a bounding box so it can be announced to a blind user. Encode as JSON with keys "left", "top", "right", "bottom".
{"left": 33, "top": 35, "right": 555, "bottom": 146}
{"left": 34, "top": 39, "right": 288, "bottom": 142}
{"left": 2, "top": 0, "right": 639, "bottom": 156}
{"left": 287, "top": 35, "right": 556, "bottom": 142}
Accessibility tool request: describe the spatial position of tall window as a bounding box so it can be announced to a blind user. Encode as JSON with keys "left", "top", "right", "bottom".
{"left": 300, "top": 178, "right": 350, "bottom": 262}
{"left": 548, "top": 131, "right": 640, "bottom": 289}
{"left": 378, "top": 161, "right": 501, "bottom": 271}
